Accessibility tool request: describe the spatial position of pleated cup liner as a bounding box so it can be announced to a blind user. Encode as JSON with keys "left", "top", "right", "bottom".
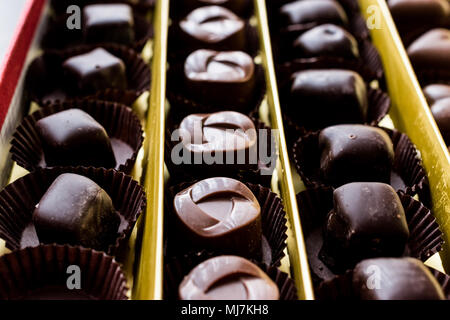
{"left": 166, "top": 62, "right": 266, "bottom": 122}
{"left": 164, "top": 251, "right": 297, "bottom": 300}
{"left": 41, "top": 12, "right": 153, "bottom": 52}
{"left": 164, "top": 181, "right": 288, "bottom": 268}
{"left": 280, "top": 86, "right": 391, "bottom": 149}
{"left": 164, "top": 117, "right": 276, "bottom": 187}
{"left": 26, "top": 44, "right": 151, "bottom": 106}
{"left": 316, "top": 266, "right": 450, "bottom": 300}
{"left": 292, "top": 127, "right": 430, "bottom": 202}
{"left": 0, "top": 244, "right": 129, "bottom": 300}
{"left": 170, "top": 0, "right": 254, "bottom": 20}
{"left": 296, "top": 186, "right": 443, "bottom": 286}
{"left": 10, "top": 99, "right": 143, "bottom": 175}
{"left": 0, "top": 166, "right": 146, "bottom": 257}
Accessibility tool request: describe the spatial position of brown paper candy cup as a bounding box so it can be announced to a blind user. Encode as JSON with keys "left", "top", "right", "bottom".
{"left": 165, "top": 181, "right": 288, "bottom": 268}
{"left": 0, "top": 244, "right": 129, "bottom": 300}
{"left": 166, "top": 62, "right": 266, "bottom": 121}
{"left": 296, "top": 186, "right": 443, "bottom": 285}
{"left": 292, "top": 127, "right": 430, "bottom": 201}
{"left": 0, "top": 167, "right": 146, "bottom": 256}
{"left": 27, "top": 44, "right": 150, "bottom": 106}
{"left": 164, "top": 117, "right": 276, "bottom": 187}
{"left": 10, "top": 99, "right": 143, "bottom": 175}
{"left": 164, "top": 251, "right": 297, "bottom": 300}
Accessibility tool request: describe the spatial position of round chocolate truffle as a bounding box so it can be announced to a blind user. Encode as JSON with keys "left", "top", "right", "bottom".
{"left": 431, "top": 97, "right": 450, "bottom": 144}
{"left": 407, "top": 28, "right": 450, "bottom": 70}
{"left": 423, "top": 84, "right": 450, "bottom": 105}
{"left": 279, "top": 0, "right": 348, "bottom": 27}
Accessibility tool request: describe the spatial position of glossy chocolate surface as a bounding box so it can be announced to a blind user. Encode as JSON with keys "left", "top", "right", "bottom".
{"left": 424, "top": 84, "right": 450, "bottom": 105}
{"left": 353, "top": 258, "right": 445, "bottom": 300}
{"left": 33, "top": 174, "right": 120, "bottom": 251}
{"left": 288, "top": 69, "right": 368, "bottom": 130}
{"left": 389, "top": 0, "right": 450, "bottom": 25}
{"left": 179, "top": 256, "right": 279, "bottom": 300}
{"left": 180, "top": 6, "right": 245, "bottom": 50}
{"left": 83, "top": 4, "right": 135, "bottom": 45}
{"left": 36, "top": 109, "right": 116, "bottom": 168}
{"left": 293, "top": 24, "right": 359, "bottom": 59}
{"left": 182, "top": 0, "right": 250, "bottom": 16}
{"left": 407, "top": 28, "right": 450, "bottom": 69}
{"left": 173, "top": 177, "right": 261, "bottom": 257}
{"left": 321, "top": 182, "right": 409, "bottom": 271}
{"left": 279, "top": 0, "right": 348, "bottom": 27}
{"left": 62, "top": 48, "right": 127, "bottom": 95}
{"left": 319, "top": 125, "right": 395, "bottom": 187}
{"left": 431, "top": 97, "right": 450, "bottom": 144}
{"left": 184, "top": 49, "right": 255, "bottom": 107}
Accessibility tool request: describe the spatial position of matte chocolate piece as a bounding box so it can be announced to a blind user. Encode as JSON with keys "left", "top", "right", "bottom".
{"left": 279, "top": 0, "right": 348, "bottom": 27}
{"left": 431, "top": 97, "right": 450, "bottom": 144}
{"left": 319, "top": 125, "right": 395, "bottom": 187}
{"left": 33, "top": 173, "right": 120, "bottom": 251}
{"left": 184, "top": 49, "right": 255, "bottom": 107}
{"left": 423, "top": 84, "right": 450, "bottom": 105}
{"left": 353, "top": 258, "right": 445, "bottom": 300}
{"left": 178, "top": 111, "right": 257, "bottom": 167}
{"left": 407, "top": 28, "right": 450, "bottom": 69}
{"left": 83, "top": 4, "right": 135, "bottom": 45}
{"left": 179, "top": 256, "right": 279, "bottom": 300}
{"left": 173, "top": 177, "right": 262, "bottom": 257}
{"left": 179, "top": 6, "right": 245, "bottom": 50}
{"left": 182, "top": 0, "right": 250, "bottom": 16}
{"left": 62, "top": 48, "right": 127, "bottom": 95}
{"left": 321, "top": 182, "right": 409, "bottom": 270}
{"left": 288, "top": 69, "right": 368, "bottom": 130}
{"left": 36, "top": 109, "right": 116, "bottom": 168}
{"left": 389, "top": 0, "right": 450, "bottom": 26}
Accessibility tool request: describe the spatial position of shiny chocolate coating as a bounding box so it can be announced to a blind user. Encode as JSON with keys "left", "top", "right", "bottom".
{"left": 353, "top": 258, "right": 445, "bottom": 300}
{"left": 322, "top": 182, "right": 409, "bottom": 271}
{"left": 83, "top": 4, "right": 135, "bottom": 45}
{"left": 36, "top": 109, "right": 116, "bottom": 168}
{"left": 319, "top": 125, "right": 394, "bottom": 187}
{"left": 184, "top": 49, "right": 255, "bottom": 107}
{"left": 293, "top": 24, "right": 359, "bottom": 59}
{"left": 62, "top": 48, "right": 127, "bottom": 95}
{"left": 431, "top": 97, "right": 450, "bottom": 144}
{"left": 182, "top": 0, "right": 250, "bottom": 16}
{"left": 423, "top": 84, "right": 450, "bottom": 105}
{"left": 173, "top": 177, "right": 261, "bottom": 257}
{"left": 178, "top": 111, "right": 257, "bottom": 166}
{"left": 389, "top": 0, "right": 450, "bottom": 26}
{"left": 179, "top": 256, "right": 279, "bottom": 300}
{"left": 279, "top": 0, "right": 348, "bottom": 27}
{"left": 33, "top": 174, "right": 120, "bottom": 251}
{"left": 288, "top": 69, "right": 368, "bottom": 130}
{"left": 407, "top": 28, "right": 450, "bottom": 69}
{"left": 179, "top": 6, "right": 245, "bottom": 50}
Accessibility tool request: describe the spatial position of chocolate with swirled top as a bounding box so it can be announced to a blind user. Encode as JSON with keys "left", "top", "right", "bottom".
{"left": 173, "top": 177, "right": 261, "bottom": 257}
{"left": 184, "top": 49, "right": 255, "bottom": 107}
{"left": 179, "top": 256, "right": 279, "bottom": 300}
{"left": 179, "top": 6, "right": 246, "bottom": 51}
{"left": 407, "top": 28, "right": 450, "bottom": 69}
{"left": 319, "top": 125, "right": 395, "bottom": 187}
{"left": 321, "top": 182, "right": 409, "bottom": 271}
{"left": 293, "top": 24, "right": 359, "bottom": 60}
{"left": 279, "top": 0, "right": 348, "bottom": 27}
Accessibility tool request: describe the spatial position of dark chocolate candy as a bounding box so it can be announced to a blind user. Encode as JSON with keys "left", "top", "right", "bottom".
{"left": 423, "top": 84, "right": 450, "bottom": 105}
{"left": 182, "top": 0, "right": 250, "bottom": 16}
{"left": 173, "top": 177, "right": 262, "bottom": 258}
{"left": 62, "top": 48, "right": 127, "bottom": 95}
{"left": 279, "top": 0, "right": 348, "bottom": 27}
{"left": 179, "top": 6, "right": 245, "bottom": 51}
{"left": 353, "top": 257, "right": 445, "bottom": 300}
{"left": 293, "top": 24, "right": 359, "bottom": 60}
{"left": 33, "top": 173, "right": 120, "bottom": 251}
{"left": 179, "top": 255, "right": 279, "bottom": 300}
{"left": 35, "top": 108, "right": 116, "bottom": 168}
{"left": 431, "top": 97, "right": 450, "bottom": 144}
{"left": 407, "top": 28, "right": 450, "bottom": 70}
{"left": 319, "top": 125, "right": 395, "bottom": 187}
{"left": 83, "top": 4, "right": 135, "bottom": 45}
{"left": 288, "top": 69, "right": 368, "bottom": 130}
{"left": 321, "top": 182, "right": 409, "bottom": 271}
{"left": 389, "top": 0, "right": 450, "bottom": 26}
{"left": 184, "top": 49, "right": 255, "bottom": 107}
{"left": 178, "top": 111, "right": 257, "bottom": 167}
